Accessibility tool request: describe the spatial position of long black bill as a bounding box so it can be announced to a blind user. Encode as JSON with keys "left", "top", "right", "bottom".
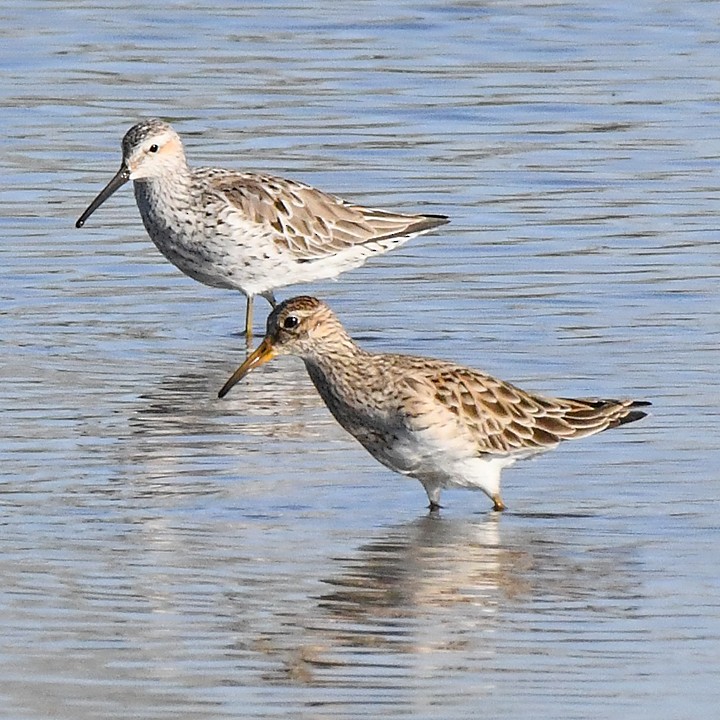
{"left": 75, "top": 164, "right": 131, "bottom": 228}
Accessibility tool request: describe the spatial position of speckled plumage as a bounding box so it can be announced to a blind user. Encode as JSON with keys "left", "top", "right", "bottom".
{"left": 218, "top": 297, "right": 650, "bottom": 511}
{"left": 76, "top": 119, "right": 448, "bottom": 335}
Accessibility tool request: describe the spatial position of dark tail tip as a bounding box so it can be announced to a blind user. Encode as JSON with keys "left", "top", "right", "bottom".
{"left": 616, "top": 400, "right": 651, "bottom": 427}
{"left": 419, "top": 213, "right": 450, "bottom": 232}
{"left": 428, "top": 213, "right": 450, "bottom": 225}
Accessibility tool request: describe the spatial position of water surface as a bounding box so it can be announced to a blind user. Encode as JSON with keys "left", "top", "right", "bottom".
{"left": 2, "top": 1, "right": 720, "bottom": 718}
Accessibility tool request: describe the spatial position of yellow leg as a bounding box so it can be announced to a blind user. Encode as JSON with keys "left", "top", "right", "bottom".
{"left": 244, "top": 296, "right": 254, "bottom": 339}
{"left": 245, "top": 292, "right": 277, "bottom": 339}
{"left": 492, "top": 494, "right": 506, "bottom": 512}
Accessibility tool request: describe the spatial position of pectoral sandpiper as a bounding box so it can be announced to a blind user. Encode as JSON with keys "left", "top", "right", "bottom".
{"left": 75, "top": 119, "right": 448, "bottom": 336}
{"left": 218, "top": 296, "right": 649, "bottom": 511}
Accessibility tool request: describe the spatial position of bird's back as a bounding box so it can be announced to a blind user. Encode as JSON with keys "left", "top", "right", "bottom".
{"left": 305, "top": 350, "right": 649, "bottom": 463}
{"left": 137, "top": 167, "right": 448, "bottom": 296}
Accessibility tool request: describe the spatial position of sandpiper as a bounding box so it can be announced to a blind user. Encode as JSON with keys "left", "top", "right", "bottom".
{"left": 218, "top": 296, "right": 649, "bottom": 511}
{"left": 76, "top": 119, "right": 448, "bottom": 336}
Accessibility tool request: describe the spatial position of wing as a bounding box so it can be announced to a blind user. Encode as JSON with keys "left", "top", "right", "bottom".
{"left": 400, "top": 363, "right": 646, "bottom": 457}
{"left": 203, "top": 170, "right": 448, "bottom": 260}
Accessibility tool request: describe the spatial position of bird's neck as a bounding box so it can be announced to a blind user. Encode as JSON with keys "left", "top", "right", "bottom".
{"left": 133, "top": 164, "right": 194, "bottom": 219}
{"left": 303, "top": 339, "right": 374, "bottom": 409}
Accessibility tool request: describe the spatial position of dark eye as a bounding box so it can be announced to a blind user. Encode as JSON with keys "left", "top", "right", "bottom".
{"left": 283, "top": 315, "right": 299, "bottom": 330}
{"left": 148, "top": 144, "right": 159, "bottom": 153}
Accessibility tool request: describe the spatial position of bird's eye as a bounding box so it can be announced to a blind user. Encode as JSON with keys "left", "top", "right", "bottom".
{"left": 148, "top": 144, "right": 159, "bottom": 153}
{"left": 283, "top": 315, "right": 299, "bottom": 330}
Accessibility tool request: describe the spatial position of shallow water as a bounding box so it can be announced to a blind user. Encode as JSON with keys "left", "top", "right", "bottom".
{"left": 2, "top": 1, "right": 720, "bottom": 718}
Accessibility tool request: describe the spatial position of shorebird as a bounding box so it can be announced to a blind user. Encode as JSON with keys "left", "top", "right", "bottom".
{"left": 75, "top": 119, "right": 448, "bottom": 336}
{"left": 218, "top": 296, "right": 649, "bottom": 511}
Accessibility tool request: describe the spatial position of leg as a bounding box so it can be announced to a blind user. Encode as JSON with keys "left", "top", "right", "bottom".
{"left": 465, "top": 457, "right": 507, "bottom": 512}
{"left": 422, "top": 481, "right": 442, "bottom": 512}
{"left": 244, "top": 295, "right": 254, "bottom": 338}
{"left": 244, "top": 292, "right": 277, "bottom": 340}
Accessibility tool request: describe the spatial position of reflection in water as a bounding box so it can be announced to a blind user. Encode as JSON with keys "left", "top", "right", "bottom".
{"left": 129, "top": 355, "right": 322, "bottom": 441}
{"left": 321, "top": 515, "right": 510, "bottom": 623}
{"left": 248, "top": 513, "right": 641, "bottom": 692}
{"left": 114, "top": 356, "right": 334, "bottom": 503}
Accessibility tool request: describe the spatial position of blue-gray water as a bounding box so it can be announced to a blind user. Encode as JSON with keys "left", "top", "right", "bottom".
{"left": 2, "top": 1, "right": 720, "bottom": 718}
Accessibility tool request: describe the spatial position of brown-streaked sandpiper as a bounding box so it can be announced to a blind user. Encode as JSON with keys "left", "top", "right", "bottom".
{"left": 218, "top": 296, "right": 650, "bottom": 511}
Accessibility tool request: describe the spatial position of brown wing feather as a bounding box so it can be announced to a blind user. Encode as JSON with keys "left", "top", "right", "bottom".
{"left": 205, "top": 171, "right": 447, "bottom": 259}
{"left": 401, "top": 363, "right": 647, "bottom": 457}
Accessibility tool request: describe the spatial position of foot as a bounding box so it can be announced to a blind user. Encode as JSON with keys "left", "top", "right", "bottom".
{"left": 491, "top": 494, "right": 506, "bottom": 512}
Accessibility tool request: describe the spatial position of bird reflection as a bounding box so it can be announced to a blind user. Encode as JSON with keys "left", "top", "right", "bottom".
{"left": 106, "top": 353, "right": 333, "bottom": 504}
{"left": 252, "top": 513, "right": 639, "bottom": 686}
{"left": 129, "top": 354, "right": 322, "bottom": 440}
{"left": 319, "top": 514, "right": 515, "bottom": 620}
{"left": 318, "top": 513, "right": 636, "bottom": 623}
